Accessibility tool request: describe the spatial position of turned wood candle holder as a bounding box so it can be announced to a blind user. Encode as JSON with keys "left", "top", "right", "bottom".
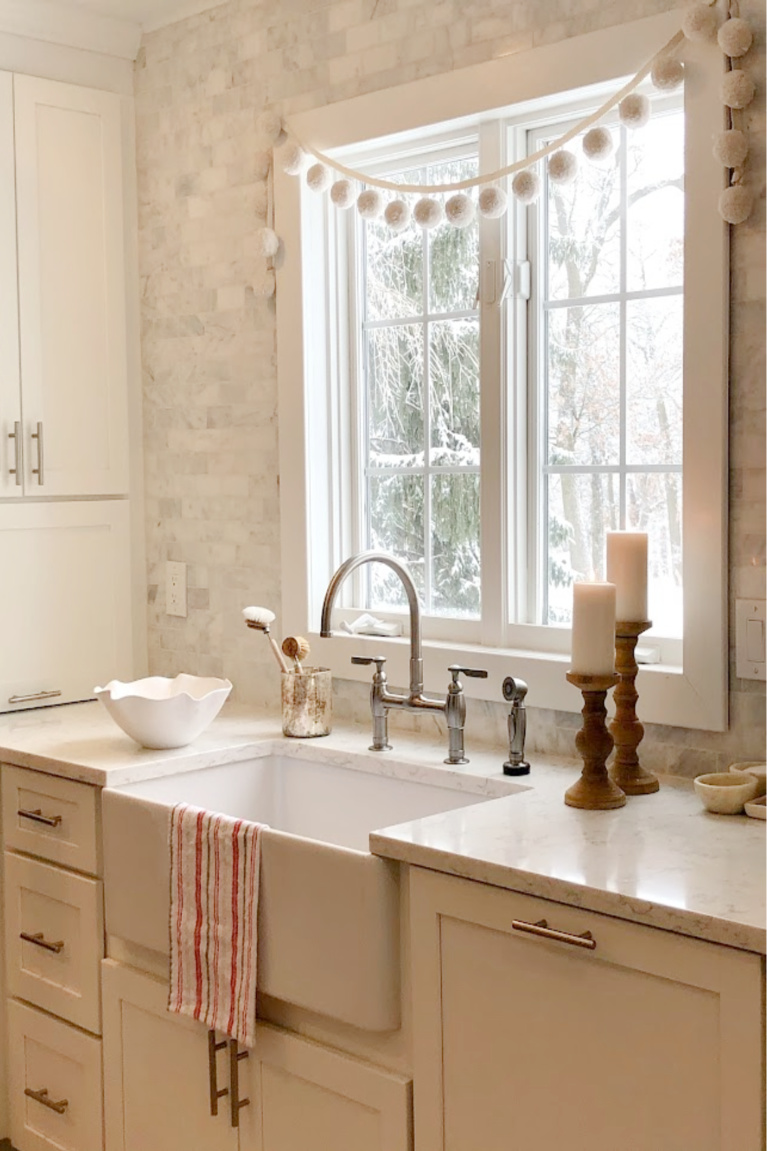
{"left": 565, "top": 672, "right": 626, "bottom": 810}
{"left": 608, "top": 621, "right": 659, "bottom": 796}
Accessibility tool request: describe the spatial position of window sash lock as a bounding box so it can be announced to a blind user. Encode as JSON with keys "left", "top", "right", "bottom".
{"left": 500, "top": 258, "right": 531, "bottom": 303}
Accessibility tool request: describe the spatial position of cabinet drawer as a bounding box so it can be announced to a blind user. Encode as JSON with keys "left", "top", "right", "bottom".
{"left": 2, "top": 764, "right": 100, "bottom": 874}
{"left": 8, "top": 997, "right": 103, "bottom": 1151}
{"left": 5, "top": 851, "right": 104, "bottom": 1033}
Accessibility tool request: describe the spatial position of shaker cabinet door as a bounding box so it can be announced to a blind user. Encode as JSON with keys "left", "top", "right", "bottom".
{"left": 14, "top": 75, "right": 129, "bottom": 496}
{"left": 0, "top": 68, "right": 22, "bottom": 498}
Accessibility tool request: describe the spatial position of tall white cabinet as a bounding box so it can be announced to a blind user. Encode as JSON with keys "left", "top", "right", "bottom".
{"left": 0, "top": 70, "right": 135, "bottom": 710}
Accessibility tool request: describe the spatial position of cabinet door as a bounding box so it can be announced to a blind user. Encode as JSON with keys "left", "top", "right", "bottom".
{"left": 411, "top": 868, "right": 764, "bottom": 1151}
{"left": 0, "top": 501, "right": 134, "bottom": 712}
{"left": 14, "top": 75, "right": 128, "bottom": 496}
{"left": 102, "top": 960, "right": 237, "bottom": 1151}
{"left": 0, "top": 69, "right": 21, "bottom": 498}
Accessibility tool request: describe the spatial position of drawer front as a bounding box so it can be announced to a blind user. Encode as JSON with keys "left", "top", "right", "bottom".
{"left": 8, "top": 998, "right": 103, "bottom": 1151}
{"left": 2, "top": 764, "right": 100, "bottom": 875}
{"left": 5, "top": 851, "right": 104, "bottom": 1033}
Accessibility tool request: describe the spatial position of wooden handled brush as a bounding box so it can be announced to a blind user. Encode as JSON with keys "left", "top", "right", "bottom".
{"left": 282, "top": 636, "right": 310, "bottom": 673}
{"left": 242, "top": 606, "right": 290, "bottom": 673}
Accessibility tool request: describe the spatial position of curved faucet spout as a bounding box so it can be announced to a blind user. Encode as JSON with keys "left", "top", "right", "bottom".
{"left": 320, "top": 551, "right": 425, "bottom": 699}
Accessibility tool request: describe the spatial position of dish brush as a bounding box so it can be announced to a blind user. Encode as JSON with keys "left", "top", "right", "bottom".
{"left": 282, "top": 636, "right": 310, "bottom": 673}
{"left": 242, "top": 606, "right": 289, "bottom": 673}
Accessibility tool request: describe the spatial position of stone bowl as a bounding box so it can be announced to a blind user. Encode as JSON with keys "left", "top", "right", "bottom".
{"left": 94, "top": 674, "right": 232, "bottom": 749}
{"left": 694, "top": 772, "right": 759, "bottom": 815}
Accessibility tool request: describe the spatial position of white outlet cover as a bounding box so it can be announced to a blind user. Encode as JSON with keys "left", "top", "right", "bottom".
{"left": 735, "top": 599, "right": 766, "bottom": 681}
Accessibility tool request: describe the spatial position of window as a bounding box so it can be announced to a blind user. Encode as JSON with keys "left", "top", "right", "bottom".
{"left": 276, "top": 13, "right": 728, "bottom": 730}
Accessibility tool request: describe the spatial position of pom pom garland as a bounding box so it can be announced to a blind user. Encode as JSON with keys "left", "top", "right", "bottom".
{"left": 681, "top": 3, "right": 719, "bottom": 42}
{"left": 478, "top": 186, "right": 508, "bottom": 219}
{"left": 583, "top": 126, "right": 615, "bottom": 164}
{"left": 414, "top": 197, "right": 444, "bottom": 229}
{"left": 257, "top": 110, "right": 284, "bottom": 144}
{"left": 254, "top": 150, "right": 271, "bottom": 181}
{"left": 721, "top": 69, "right": 756, "bottom": 110}
{"left": 511, "top": 169, "right": 541, "bottom": 204}
{"left": 719, "top": 183, "right": 753, "bottom": 224}
{"left": 619, "top": 93, "right": 651, "bottom": 129}
{"left": 718, "top": 17, "right": 753, "bottom": 59}
{"left": 445, "top": 192, "right": 476, "bottom": 228}
{"left": 713, "top": 128, "right": 749, "bottom": 169}
{"left": 548, "top": 149, "right": 578, "bottom": 185}
{"left": 306, "top": 162, "right": 331, "bottom": 192}
{"left": 330, "top": 179, "right": 356, "bottom": 209}
{"left": 651, "top": 56, "right": 685, "bottom": 91}
{"left": 384, "top": 199, "right": 411, "bottom": 233}
{"left": 256, "top": 227, "right": 280, "bottom": 258}
{"left": 281, "top": 144, "right": 307, "bottom": 176}
{"left": 357, "top": 189, "right": 384, "bottom": 220}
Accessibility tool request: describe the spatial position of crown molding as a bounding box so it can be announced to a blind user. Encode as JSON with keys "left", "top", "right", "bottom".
{"left": 140, "top": 0, "right": 225, "bottom": 34}
{"left": 0, "top": 0, "right": 141, "bottom": 61}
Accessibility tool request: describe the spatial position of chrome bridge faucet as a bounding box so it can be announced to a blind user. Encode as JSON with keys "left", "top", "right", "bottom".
{"left": 320, "top": 551, "right": 487, "bottom": 764}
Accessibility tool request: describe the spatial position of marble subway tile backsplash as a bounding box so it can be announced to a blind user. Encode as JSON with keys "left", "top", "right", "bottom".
{"left": 136, "top": 0, "right": 766, "bottom": 778}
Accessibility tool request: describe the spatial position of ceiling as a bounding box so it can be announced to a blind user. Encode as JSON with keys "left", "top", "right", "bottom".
{"left": 51, "top": 0, "right": 226, "bottom": 33}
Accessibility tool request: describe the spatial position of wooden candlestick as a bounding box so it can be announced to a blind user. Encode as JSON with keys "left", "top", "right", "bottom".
{"left": 565, "top": 672, "right": 626, "bottom": 810}
{"left": 609, "top": 621, "right": 659, "bottom": 795}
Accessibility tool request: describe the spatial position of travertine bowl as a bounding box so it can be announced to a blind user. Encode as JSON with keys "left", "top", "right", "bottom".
{"left": 94, "top": 674, "right": 232, "bottom": 749}
{"left": 694, "top": 772, "right": 759, "bottom": 815}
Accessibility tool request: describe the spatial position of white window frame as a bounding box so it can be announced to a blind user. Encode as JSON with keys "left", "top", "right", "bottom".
{"left": 275, "top": 11, "right": 729, "bottom": 731}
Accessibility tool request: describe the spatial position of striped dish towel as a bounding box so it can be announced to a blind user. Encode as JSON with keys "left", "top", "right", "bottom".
{"left": 168, "top": 803, "right": 266, "bottom": 1048}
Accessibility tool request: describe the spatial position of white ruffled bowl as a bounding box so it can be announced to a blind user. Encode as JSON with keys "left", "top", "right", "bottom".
{"left": 94, "top": 674, "right": 232, "bottom": 749}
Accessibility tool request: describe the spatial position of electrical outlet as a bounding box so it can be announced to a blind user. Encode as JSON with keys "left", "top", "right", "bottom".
{"left": 166, "top": 561, "right": 187, "bottom": 618}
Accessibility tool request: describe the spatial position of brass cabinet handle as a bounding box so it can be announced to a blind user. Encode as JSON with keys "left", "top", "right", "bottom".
{"left": 228, "top": 1039, "right": 249, "bottom": 1128}
{"left": 17, "top": 807, "right": 63, "bottom": 827}
{"left": 31, "top": 421, "right": 44, "bottom": 485}
{"left": 24, "top": 1088, "right": 68, "bottom": 1115}
{"left": 9, "top": 690, "right": 62, "bottom": 705}
{"left": 20, "top": 931, "right": 65, "bottom": 954}
{"left": 8, "top": 420, "right": 21, "bottom": 485}
{"left": 511, "top": 918, "right": 597, "bottom": 951}
{"left": 207, "top": 1030, "right": 228, "bottom": 1117}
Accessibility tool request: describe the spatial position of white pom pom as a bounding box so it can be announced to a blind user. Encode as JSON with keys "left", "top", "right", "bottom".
{"left": 281, "top": 144, "right": 307, "bottom": 176}
{"left": 413, "top": 197, "right": 444, "bottom": 229}
{"left": 548, "top": 149, "right": 578, "bottom": 185}
{"left": 721, "top": 69, "right": 756, "bottom": 109}
{"left": 357, "top": 189, "right": 384, "bottom": 220}
{"left": 256, "top": 227, "right": 280, "bottom": 258}
{"left": 713, "top": 128, "right": 749, "bottom": 169}
{"left": 478, "top": 186, "right": 508, "bottom": 219}
{"left": 254, "top": 150, "right": 271, "bottom": 181}
{"left": 306, "top": 163, "right": 331, "bottom": 192}
{"left": 330, "top": 179, "right": 356, "bottom": 209}
{"left": 682, "top": 2, "right": 719, "bottom": 42}
{"left": 384, "top": 199, "right": 411, "bottom": 233}
{"left": 257, "top": 110, "right": 284, "bottom": 144}
{"left": 511, "top": 169, "right": 541, "bottom": 204}
{"left": 582, "top": 126, "right": 615, "bottom": 164}
{"left": 651, "top": 56, "right": 685, "bottom": 91}
{"left": 619, "top": 93, "right": 651, "bottom": 129}
{"left": 719, "top": 183, "right": 754, "bottom": 224}
{"left": 445, "top": 193, "right": 476, "bottom": 228}
{"left": 718, "top": 17, "right": 754, "bottom": 59}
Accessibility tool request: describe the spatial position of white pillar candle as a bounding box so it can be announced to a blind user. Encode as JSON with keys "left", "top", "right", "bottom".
{"left": 606, "top": 531, "right": 648, "bottom": 621}
{"left": 571, "top": 582, "right": 617, "bottom": 676}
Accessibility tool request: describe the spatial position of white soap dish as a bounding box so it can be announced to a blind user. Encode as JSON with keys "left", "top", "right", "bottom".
{"left": 95, "top": 674, "right": 232, "bottom": 749}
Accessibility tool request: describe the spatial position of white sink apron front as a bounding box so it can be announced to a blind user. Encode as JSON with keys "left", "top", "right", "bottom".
{"left": 102, "top": 746, "right": 524, "bottom": 1031}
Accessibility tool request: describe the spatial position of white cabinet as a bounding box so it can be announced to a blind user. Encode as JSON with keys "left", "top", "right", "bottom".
{"left": 410, "top": 868, "right": 764, "bottom": 1151}
{"left": 1, "top": 74, "right": 129, "bottom": 498}
{"left": 102, "top": 960, "right": 413, "bottom": 1151}
{"left": 0, "top": 501, "right": 133, "bottom": 710}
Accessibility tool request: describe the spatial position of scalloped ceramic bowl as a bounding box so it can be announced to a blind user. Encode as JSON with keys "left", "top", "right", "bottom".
{"left": 94, "top": 674, "right": 232, "bottom": 749}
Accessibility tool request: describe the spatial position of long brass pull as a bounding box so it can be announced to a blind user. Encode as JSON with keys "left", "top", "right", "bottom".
{"left": 31, "top": 421, "right": 43, "bottom": 484}
{"left": 9, "top": 690, "right": 62, "bottom": 705}
{"left": 24, "top": 1088, "right": 68, "bottom": 1114}
{"left": 8, "top": 420, "right": 21, "bottom": 484}
{"left": 208, "top": 1030, "right": 228, "bottom": 1117}
{"left": 228, "top": 1039, "right": 249, "bottom": 1128}
{"left": 511, "top": 918, "right": 597, "bottom": 951}
{"left": 20, "top": 931, "right": 65, "bottom": 954}
{"left": 17, "top": 808, "right": 63, "bottom": 827}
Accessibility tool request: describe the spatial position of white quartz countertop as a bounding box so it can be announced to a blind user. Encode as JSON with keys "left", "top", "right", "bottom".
{"left": 0, "top": 700, "right": 763, "bottom": 955}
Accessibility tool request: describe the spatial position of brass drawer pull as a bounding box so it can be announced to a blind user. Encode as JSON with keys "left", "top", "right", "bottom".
{"left": 17, "top": 807, "right": 63, "bottom": 828}
{"left": 9, "top": 690, "right": 62, "bottom": 705}
{"left": 24, "top": 1087, "right": 68, "bottom": 1115}
{"left": 20, "top": 931, "right": 65, "bottom": 954}
{"left": 511, "top": 918, "right": 597, "bottom": 951}
{"left": 208, "top": 1030, "right": 228, "bottom": 1116}
{"left": 229, "top": 1039, "right": 250, "bottom": 1128}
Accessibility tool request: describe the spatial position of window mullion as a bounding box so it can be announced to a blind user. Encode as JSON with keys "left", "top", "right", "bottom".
{"left": 619, "top": 123, "right": 628, "bottom": 529}
{"left": 423, "top": 221, "right": 432, "bottom": 614}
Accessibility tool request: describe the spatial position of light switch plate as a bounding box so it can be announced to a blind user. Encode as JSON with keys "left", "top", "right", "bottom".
{"left": 166, "top": 561, "right": 187, "bottom": 618}
{"left": 736, "top": 599, "right": 766, "bottom": 681}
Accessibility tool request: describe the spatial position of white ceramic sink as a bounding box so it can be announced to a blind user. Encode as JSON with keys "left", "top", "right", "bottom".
{"left": 103, "top": 742, "right": 526, "bottom": 1031}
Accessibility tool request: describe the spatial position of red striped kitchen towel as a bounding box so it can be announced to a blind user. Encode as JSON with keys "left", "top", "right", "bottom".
{"left": 168, "top": 803, "right": 265, "bottom": 1048}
